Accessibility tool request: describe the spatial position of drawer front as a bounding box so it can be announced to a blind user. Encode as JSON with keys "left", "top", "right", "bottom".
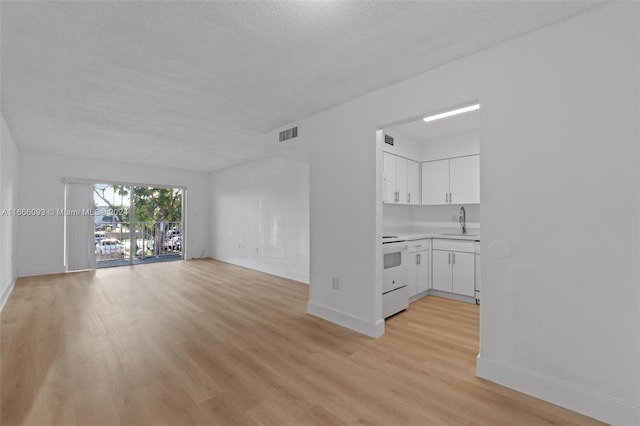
{"left": 407, "top": 239, "right": 430, "bottom": 253}
{"left": 432, "top": 239, "right": 475, "bottom": 253}
{"left": 382, "top": 286, "right": 409, "bottom": 318}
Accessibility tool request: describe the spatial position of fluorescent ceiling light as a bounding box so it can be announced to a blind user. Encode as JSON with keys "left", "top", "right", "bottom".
{"left": 423, "top": 104, "right": 480, "bottom": 123}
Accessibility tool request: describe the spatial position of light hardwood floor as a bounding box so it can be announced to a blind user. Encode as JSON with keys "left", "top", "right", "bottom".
{"left": 1, "top": 259, "right": 602, "bottom": 425}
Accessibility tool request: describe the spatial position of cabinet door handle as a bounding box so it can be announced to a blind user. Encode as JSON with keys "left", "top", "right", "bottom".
{"left": 448, "top": 252, "right": 451, "bottom": 264}
{"left": 417, "top": 253, "right": 421, "bottom": 265}
{"left": 396, "top": 191, "right": 399, "bottom": 203}
{"left": 449, "top": 192, "right": 452, "bottom": 204}
{"left": 445, "top": 193, "right": 448, "bottom": 204}
{"left": 408, "top": 193, "right": 411, "bottom": 203}
{"left": 452, "top": 252, "right": 456, "bottom": 264}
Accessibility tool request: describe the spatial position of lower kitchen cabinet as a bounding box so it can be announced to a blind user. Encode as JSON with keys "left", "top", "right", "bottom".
{"left": 432, "top": 239, "right": 476, "bottom": 297}
{"left": 451, "top": 252, "right": 475, "bottom": 296}
{"left": 432, "top": 250, "right": 453, "bottom": 292}
{"left": 407, "top": 239, "right": 430, "bottom": 299}
{"left": 407, "top": 251, "right": 429, "bottom": 297}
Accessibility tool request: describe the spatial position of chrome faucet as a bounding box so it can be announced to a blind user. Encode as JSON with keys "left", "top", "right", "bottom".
{"left": 459, "top": 206, "right": 466, "bottom": 235}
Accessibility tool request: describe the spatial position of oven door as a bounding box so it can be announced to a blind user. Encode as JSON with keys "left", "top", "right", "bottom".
{"left": 383, "top": 242, "right": 407, "bottom": 294}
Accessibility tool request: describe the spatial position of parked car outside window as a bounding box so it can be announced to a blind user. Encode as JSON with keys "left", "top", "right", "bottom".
{"left": 166, "top": 228, "right": 181, "bottom": 238}
{"left": 96, "top": 239, "right": 124, "bottom": 255}
{"left": 163, "top": 236, "right": 182, "bottom": 251}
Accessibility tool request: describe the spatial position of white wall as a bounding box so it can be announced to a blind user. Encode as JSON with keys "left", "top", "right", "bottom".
{"left": 17, "top": 151, "right": 210, "bottom": 277}
{"left": 0, "top": 113, "right": 19, "bottom": 309}
{"left": 382, "top": 204, "right": 411, "bottom": 229}
{"left": 267, "top": 4, "right": 639, "bottom": 424}
{"left": 421, "top": 131, "right": 479, "bottom": 161}
{"left": 210, "top": 157, "right": 309, "bottom": 283}
{"left": 381, "top": 130, "right": 421, "bottom": 160}
{"left": 472, "top": 6, "right": 638, "bottom": 422}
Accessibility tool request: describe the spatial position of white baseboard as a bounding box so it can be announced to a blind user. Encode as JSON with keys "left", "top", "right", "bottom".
{"left": 0, "top": 278, "right": 16, "bottom": 311}
{"left": 209, "top": 257, "right": 309, "bottom": 284}
{"left": 307, "top": 301, "right": 384, "bottom": 338}
{"left": 428, "top": 289, "right": 476, "bottom": 304}
{"left": 477, "top": 355, "right": 640, "bottom": 426}
{"left": 18, "top": 264, "right": 66, "bottom": 278}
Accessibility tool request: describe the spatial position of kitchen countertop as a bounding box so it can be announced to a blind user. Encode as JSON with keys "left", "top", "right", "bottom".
{"left": 383, "top": 228, "right": 480, "bottom": 243}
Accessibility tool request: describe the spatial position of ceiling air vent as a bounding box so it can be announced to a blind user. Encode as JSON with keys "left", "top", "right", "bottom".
{"left": 384, "top": 134, "right": 394, "bottom": 146}
{"left": 279, "top": 126, "right": 298, "bottom": 142}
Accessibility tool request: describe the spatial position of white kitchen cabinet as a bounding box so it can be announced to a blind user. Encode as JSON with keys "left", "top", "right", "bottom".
{"left": 406, "top": 252, "right": 419, "bottom": 297}
{"left": 449, "top": 155, "right": 480, "bottom": 205}
{"left": 383, "top": 152, "right": 397, "bottom": 204}
{"left": 451, "top": 252, "right": 475, "bottom": 296}
{"left": 396, "top": 156, "right": 408, "bottom": 204}
{"left": 474, "top": 243, "right": 481, "bottom": 302}
{"left": 421, "top": 159, "right": 449, "bottom": 205}
{"left": 431, "top": 239, "right": 476, "bottom": 297}
{"left": 407, "top": 160, "right": 420, "bottom": 205}
{"left": 383, "top": 152, "right": 420, "bottom": 205}
{"left": 432, "top": 250, "right": 453, "bottom": 292}
{"left": 421, "top": 155, "right": 479, "bottom": 205}
{"left": 416, "top": 252, "right": 429, "bottom": 294}
{"left": 407, "top": 239, "right": 429, "bottom": 299}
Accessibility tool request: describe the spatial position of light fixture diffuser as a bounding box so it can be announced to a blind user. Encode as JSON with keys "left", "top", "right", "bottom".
{"left": 423, "top": 104, "right": 480, "bottom": 123}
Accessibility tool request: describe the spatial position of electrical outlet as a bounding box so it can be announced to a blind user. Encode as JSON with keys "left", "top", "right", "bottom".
{"left": 332, "top": 277, "right": 340, "bottom": 290}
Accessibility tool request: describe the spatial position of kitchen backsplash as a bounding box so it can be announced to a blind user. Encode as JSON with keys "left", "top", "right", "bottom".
{"left": 382, "top": 204, "right": 412, "bottom": 227}
{"left": 383, "top": 203, "right": 480, "bottom": 228}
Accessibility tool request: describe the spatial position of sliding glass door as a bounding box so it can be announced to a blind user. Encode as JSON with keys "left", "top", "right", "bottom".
{"left": 93, "top": 183, "right": 184, "bottom": 268}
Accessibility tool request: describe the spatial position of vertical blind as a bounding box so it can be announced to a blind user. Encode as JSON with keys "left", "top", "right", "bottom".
{"left": 65, "top": 183, "right": 95, "bottom": 272}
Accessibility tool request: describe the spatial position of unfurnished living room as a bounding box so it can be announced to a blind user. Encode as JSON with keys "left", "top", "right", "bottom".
{"left": 0, "top": 2, "right": 638, "bottom": 426}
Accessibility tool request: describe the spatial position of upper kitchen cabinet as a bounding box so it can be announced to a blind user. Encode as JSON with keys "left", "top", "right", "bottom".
{"left": 383, "top": 152, "right": 420, "bottom": 205}
{"left": 383, "top": 152, "right": 397, "bottom": 203}
{"left": 396, "top": 156, "right": 408, "bottom": 204}
{"left": 421, "top": 155, "right": 479, "bottom": 205}
{"left": 421, "top": 159, "right": 450, "bottom": 205}
{"left": 406, "top": 160, "right": 420, "bottom": 205}
{"left": 449, "top": 155, "right": 479, "bottom": 204}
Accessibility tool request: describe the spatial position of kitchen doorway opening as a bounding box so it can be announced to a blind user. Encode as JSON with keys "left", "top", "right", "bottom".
{"left": 377, "top": 100, "right": 481, "bottom": 323}
{"left": 93, "top": 183, "right": 185, "bottom": 268}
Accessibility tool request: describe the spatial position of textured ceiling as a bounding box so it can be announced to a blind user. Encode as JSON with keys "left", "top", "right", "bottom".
{"left": 1, "top": 1, "right": 601, "bottom": 172}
